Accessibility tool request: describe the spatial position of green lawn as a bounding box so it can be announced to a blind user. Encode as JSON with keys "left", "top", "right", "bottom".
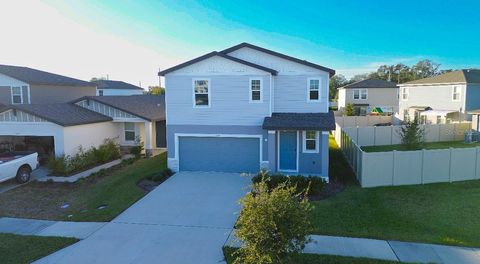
{"left": 314, "top": 136, "right": 480, "bottom": 247}
{"left": 0, "top": 153, "right": 167, "bottom": 222}
{"left": 0, "top": 233, "right": 77, "bottom": 264}
{"left": 362, "top": 141, "right": 480, "bottom": 152}
{"left": 223, "top": 247, "right": 399, "bottom": 264}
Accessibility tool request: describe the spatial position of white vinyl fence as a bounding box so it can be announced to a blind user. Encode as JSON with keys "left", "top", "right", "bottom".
{"left": 336, "top": 122, "right": 477, "bottom": 187}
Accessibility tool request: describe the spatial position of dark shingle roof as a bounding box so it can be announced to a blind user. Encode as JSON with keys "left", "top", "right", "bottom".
{"left": 402, "top": 69, "right": 480, "bottom": 85}
{"left": 73, "top": 95, "right": 165, "bottom": 121}
{"left": 0, "top": 64, "right": 93, "bottom": 87}
{"left": 221, "top": 42, "right": 336, "bottom": 77}
{"left": 158, "top": 51, "right": 278, "bottom": 76}
{"left": 340, "top": 78, "right": 398, "bottom": 89}
{"left": 263, "top": 112, "right": 335, "bottom": 131}
{"left": 92, "top": 80, "right": 144, "bottom": 90}
{"left": 0, "top": 103, "right": 112, "bottom": 126}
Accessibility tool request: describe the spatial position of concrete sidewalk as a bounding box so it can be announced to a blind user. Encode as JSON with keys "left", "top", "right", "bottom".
{"left": 0, "top": 217, "right": 106, "bottom": 239}
{"left": 226, "top": 233, "right": 480, "bottom": 264}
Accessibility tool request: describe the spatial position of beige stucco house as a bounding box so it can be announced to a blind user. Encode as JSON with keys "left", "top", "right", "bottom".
{"left": 337, "top": 79, "right": 398, "bottom": 116}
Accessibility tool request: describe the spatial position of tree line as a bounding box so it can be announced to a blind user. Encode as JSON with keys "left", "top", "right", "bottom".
{"left": 330, "top": 59, "right": 455, "bottom": 99}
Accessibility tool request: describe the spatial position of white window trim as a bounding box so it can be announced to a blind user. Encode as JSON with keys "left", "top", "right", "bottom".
{"left": 307, "top": 78, "right": 321, "bottom": 102}
{"left": 302, "top": 131, "right": 319, "bottom": 153}
{"left": 124, "top": 122, "right": 136, "bottom": 142}
{"left": 452, "top": 86, "right": 461, "bottom": 102}
{"left": 192, "top": 78, "right": 211, "bottom": 108}
{"left": 353, "top": 89, "right": 368, "bottom": 100}
{"left": 11, "top": 86, "right": 23, "bottom": 104}
{"left": 249, "top": 78, "right": 263, "bottom": 103}
{"left": 401, "top": 87, "right": 409, "bottom": 101}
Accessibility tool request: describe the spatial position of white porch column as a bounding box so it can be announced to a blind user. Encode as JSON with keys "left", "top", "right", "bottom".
{"left": 144, "top": 121, "right": 152, "bottom": 156}
{"left": 267, "top": 130, "right": 276, "bottom": 172}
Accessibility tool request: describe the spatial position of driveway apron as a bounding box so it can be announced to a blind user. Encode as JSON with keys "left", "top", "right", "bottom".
{"left": 35, "top": 171, "right": 251, "bottom": 264}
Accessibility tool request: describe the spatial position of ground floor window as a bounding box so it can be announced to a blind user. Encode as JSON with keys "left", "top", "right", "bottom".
{"left": 303, "top": 131, "right": 319, "bottom": 153}
{"left": 124, "top": 122, "right": 136, "bottom": 141}
{"left": 354, "top": 105, "right": 368, "bottom": 116}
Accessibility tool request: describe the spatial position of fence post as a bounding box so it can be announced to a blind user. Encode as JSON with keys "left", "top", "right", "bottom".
{"left": 476, "top": 147, "right": 480, "bottom": 180}
{"left": 421, "top": 149, "right": 425, "bottom": 184}
{"left": 373, "top": 126, "right": 377, "bottom": 146}
{"left": 391, "top": 126, "right": 393, "bottom": 145}
{"left": 449, "top": 147, "right": 453, "bottom": 183}
{"left": 392, "top": 150, "right": 396, "bottom": 186}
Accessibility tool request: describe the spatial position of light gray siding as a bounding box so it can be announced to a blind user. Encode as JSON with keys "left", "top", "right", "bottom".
{"left": 339, "top": 87, "right": 399, "bottom": 112}
{"left": 273, "top": 74, "right": 329, "bottom": 113}
{"left": 0, "top": 86, "right": 10, "bottom": 104}
{"left": 399, "top": 84, "right": 466, "bottom": 121}
{"left": 166, "top": 75, "right": 270, "bottom": 126}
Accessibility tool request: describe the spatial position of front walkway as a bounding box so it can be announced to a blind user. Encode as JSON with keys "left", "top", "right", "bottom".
{"left": 35, "top": 171, "right": 251, "bottom": 264}
{"left": 225, "top": 233, "right": 480, "bottom": 264}
{"left": 0, "top": 217, "right": 105, "bottom": 239}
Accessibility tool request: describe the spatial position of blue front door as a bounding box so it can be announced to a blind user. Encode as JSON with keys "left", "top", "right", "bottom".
{"left": 279, "top": 131, "right": 297, "bottom": 171}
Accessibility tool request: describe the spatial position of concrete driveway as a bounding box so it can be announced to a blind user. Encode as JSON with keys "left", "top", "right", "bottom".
{"left": 35, "top": 171, "right": 251, "bottom": 264}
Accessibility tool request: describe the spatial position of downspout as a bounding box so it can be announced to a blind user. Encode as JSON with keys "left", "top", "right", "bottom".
{"left": 269, "top": 74, "right": 274, "bottom": 116}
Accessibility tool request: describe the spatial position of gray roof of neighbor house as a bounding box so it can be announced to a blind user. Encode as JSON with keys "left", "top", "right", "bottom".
{"left": 401, "top": 69, "right": 480, "bottom": 85}
{"left": 73, "top": 95, "right": 165, "bottom": 121}
{"left": 92, "top": 80, "right": 144, "bottom": 90}
{"left": 0, "top": 64, "right": 93, "bottom": 87}
{"left": 158, "top": 51, "right": 278, "bottom": 76}
{"left": 340, "top": 78, "right": 398, "bottom": 89}
{"left": 0, "top": 103, "right": 112, "bottom": 127}
{"left": 263, "top": 112, "right": 335, "bottom": 131}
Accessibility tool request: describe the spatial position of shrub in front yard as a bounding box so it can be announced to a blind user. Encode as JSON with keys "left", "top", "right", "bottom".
{"left": 130, "top": 136, "right": 144, "bottom": 158}
{"left": 47, "top": 138, "right": 121, "bottom": 176}
{"left": 252, "top": 171, "right": 326, "bottom": 198}
{"left": 234, "top": 178, "right": 313, "bottom": 264}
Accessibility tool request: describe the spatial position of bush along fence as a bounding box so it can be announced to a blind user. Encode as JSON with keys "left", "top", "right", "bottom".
{"left": 336, "top": 122, "right": 477, "bottom": 188}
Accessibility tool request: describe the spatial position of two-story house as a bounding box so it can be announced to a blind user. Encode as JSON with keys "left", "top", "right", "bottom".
{"left": 0, "top": 64, "right": 96, "bottom": 105}
{"left": 160, "top": 43, "right": 335, "bottom": 177}
{"left": 398, "top": 69, "right": 480, "bottom": 124}
{"left": 337, "top": 78, "right": 399, "bottom": 115}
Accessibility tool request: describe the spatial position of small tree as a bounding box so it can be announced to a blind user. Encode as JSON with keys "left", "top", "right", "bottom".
{"left": 398, "top": 119, "right": 425, "bottom": 150}
{"left": 234, "top": 174, "right": 313, "bottom": 264}
{"left": 344, "top": 103, "right": 355, "bottom": 116}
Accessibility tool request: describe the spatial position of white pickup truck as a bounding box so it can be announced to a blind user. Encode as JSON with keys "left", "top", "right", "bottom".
{"left": 0, "top": 152, "right": 39, "bottom": 184}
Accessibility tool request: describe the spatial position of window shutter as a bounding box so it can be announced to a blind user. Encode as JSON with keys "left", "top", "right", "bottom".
{"left": 320, "top": 77, "right": 328, "bottom": 102}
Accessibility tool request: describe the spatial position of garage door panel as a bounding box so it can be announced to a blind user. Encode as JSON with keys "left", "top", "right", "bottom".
{"left": 179, "top": 137, "right": 260, "bottom": 173}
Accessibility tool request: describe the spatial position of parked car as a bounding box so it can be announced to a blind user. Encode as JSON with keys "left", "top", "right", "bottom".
{"left": 0, "top": 152, "right": 39, "bottom": 183}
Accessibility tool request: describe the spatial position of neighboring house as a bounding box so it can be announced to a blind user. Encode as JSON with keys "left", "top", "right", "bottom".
{"left": 160, "top": 42, "right": 335, "bottom": 177}
{"left": 93, "top": 80, "right": 145, "bottom": 96}
{"left": 0, "top": 95, "right": 165, "bottom": 160}
{"left": 0, "top": 64, "right": 96, "bottom": 104}
{"left": 337, "top": 79, "right": 399, "bottom": 116}
{"left": 398, "top": 69, "right": 480, "bottom": 124}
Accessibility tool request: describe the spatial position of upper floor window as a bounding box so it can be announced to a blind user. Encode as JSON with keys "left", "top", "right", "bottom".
{"left": 308, "top": 78, "right": 320, "bottom": 101}
{"left": 353, "top": 89, "right": 367, "bottom": 100}
{"left": 401, "top": 87, "right": 409, "bottom": 100}
{"left": 303, "top": 131, "right": 319, "bottom": 153}
{"left": 193, "top": 79, "right": 210, "bottom": 107}
{"left": 11, "top": 87, "right": 22, "bottom": 104}
{"left": 98, "top": 90, "right": 104, "bottom": 96}
{"left": 250, "top": 79, "right": 262, "bottom": 102}
{"left": 452, "top": 86, "right": 461, "bottom": 101}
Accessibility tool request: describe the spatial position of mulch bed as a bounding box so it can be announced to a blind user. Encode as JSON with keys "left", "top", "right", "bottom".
{"left": 308, "top": 181, "right": 346, "bottom": 201}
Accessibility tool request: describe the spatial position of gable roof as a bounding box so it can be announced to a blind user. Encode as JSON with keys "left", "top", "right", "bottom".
{"left": 0, "top": 64, "right": 93, "bottom": 87}
{"left": 158, "top": 51, "right": 278, "bottom": 76}
{"left": 92, "top": 80, "right": 144, "bottom": 90}
{"left": 73, "top": 95, "right": 165, "bottom": 121}
{"left": 340, "top": 78, "right": 398, "bottom": 89}
{"left": 221, "top": 42, "right": 336, "bottom": 77}
{"left": 401, "top": 69, "right": 480, "bottom": 85}
{"left": 0, "top": 103, "right": 112, "bottom": 127}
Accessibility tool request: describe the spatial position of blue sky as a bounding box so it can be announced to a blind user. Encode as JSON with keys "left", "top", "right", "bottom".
{"left": 2, "top": 0, "right": 479, "bottom": 87}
